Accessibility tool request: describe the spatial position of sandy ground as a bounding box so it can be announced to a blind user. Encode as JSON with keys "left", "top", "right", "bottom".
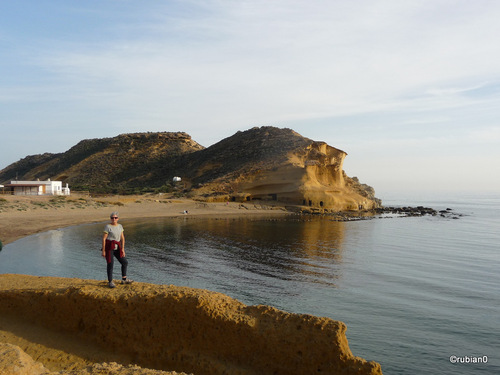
{"left": 0, "top": 193, "right": 288, "bottom": 246}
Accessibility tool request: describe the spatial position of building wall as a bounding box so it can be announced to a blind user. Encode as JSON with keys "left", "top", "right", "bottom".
{"left": 12, "top": 186, "right": 42, "bottom": 195}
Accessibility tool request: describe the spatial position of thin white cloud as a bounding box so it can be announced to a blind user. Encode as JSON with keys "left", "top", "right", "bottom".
{"left": 34, "top": 0, "right": 498, "bottom": 123}
{"left": 2, "top": 0, "right": 500, "bottom": 192}
{"left": 426, "top": 83, "right": 488, "bottom": 97}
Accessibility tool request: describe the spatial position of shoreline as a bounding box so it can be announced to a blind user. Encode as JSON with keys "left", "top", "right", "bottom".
{"left": 0, "top": 193, "right": 289, "bottom": 246}
{"left": 0, "top": 193, "right": 461, "bottom": 247}
{"left": 0, "top": 193, "right": 457, "bottom": 374}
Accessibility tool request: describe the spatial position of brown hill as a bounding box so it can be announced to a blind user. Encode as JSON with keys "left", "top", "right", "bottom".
{"left": 0, "top": 132, "right": 204, "bottom": 193}
{"left": 0, "top": 127, "right": 380, "bottom": 210}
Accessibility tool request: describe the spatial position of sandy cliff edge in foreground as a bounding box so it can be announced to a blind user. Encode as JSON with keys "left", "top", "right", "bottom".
{"left": 0, "top": 275, "right": 382, "bottom": 375}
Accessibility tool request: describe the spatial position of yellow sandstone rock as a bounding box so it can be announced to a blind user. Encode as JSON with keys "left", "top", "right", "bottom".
{"left": 0, "top": 343, "right": 186, "bottom": 375}
{"left": 236, "top": 141, "right": 378, "bottom": 211}
{"left": 0, "top": 274, "right": 382, "bottom": 375}
{"left": 0, "top": 343, "right": 49, "bottom": 375}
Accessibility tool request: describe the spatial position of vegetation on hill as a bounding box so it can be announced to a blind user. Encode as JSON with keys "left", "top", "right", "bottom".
{"left": 0, "top": 127, "right": 379, "bottom": 209}
{"left": 0, "top": 127, "right": 309, "bottom": 194}
{"left": 0, "top": 132, "right": 203, "bottom": 194}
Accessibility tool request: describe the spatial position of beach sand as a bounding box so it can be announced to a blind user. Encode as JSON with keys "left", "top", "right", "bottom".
{"left": 0, "top": 193, "right": 287, "bottom": 246}
{"left": 0, "top": 194, "right": 382, "bottom": 375}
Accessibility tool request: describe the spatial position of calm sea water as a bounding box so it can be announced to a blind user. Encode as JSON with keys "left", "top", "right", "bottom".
{"left": 1, "top": 193, "right": 499, "bottom": 375}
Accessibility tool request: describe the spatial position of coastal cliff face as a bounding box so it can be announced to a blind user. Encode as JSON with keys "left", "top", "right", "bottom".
{"left": 179, "top": 127, "right": 379, "bottom": 211}
{"left": 236, "top": 139, "right": 376, "bottom": 211}
{"left": 0, "top": 275, "right": 382, "bottom": 375}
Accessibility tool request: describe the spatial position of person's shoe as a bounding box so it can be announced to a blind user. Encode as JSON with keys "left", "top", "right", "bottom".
{"left": 108, "top": 281, "right": 116, "bottom": 288}
{"left": 121, "top": 278, "right": 133, "bottom": 284}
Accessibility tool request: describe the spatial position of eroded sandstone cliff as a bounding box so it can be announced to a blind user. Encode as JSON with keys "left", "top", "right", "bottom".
{"left": 182, "top": 127, "right": 380, "bottom": 211}
{"left": 0, "top": 275, "right": 382, "bottom": 375}
{"left": 235, "top": 139, "right": 377, "bottom": 211}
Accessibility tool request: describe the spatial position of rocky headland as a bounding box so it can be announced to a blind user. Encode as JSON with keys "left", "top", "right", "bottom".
{"left": 0, "top": 126, "right": 380, "bottom": 212}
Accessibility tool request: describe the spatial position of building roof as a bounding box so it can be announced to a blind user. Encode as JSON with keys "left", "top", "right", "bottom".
{"left": 6, "top": 180, "right": 59, "bottom": 187}
{"left": 4, "top": 183, "right": 45, "bottom": 187}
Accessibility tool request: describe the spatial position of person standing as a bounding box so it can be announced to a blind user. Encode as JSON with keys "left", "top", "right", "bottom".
{"left": 102, "top": 212, "right": 133, "bottom": 288}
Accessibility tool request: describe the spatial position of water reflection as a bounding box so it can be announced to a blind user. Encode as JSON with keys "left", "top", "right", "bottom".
{"left": 3, "top": 199, "right": 499, "bottom": 375}
{"left": 123, "top": 216, "right": 346, "bottom": 290}
{"left": 0, "top": 216, "right": 347, "bottom": 307}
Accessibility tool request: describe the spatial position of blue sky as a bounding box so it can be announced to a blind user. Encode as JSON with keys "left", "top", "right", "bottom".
{"left": 1, "top": 0, "right": 499, "bottom": 198}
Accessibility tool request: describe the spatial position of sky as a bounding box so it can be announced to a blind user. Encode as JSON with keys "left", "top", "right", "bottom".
{"left": 1, "top": 0, "right": 500, "bottom": 199}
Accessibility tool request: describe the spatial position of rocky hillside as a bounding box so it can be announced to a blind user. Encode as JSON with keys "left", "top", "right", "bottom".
{"left": 0, "top": 132, "right": 204, "bottom": 193}
{"left": 173, "top": 127, "right": 313, "bottom": 192}
{"left": 0, "top": 127, "right": 380, "bottom": 210}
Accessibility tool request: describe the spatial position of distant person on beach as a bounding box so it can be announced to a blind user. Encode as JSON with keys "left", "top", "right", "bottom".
{"left": 101, "top": 212, "right": 133, "bottom": 288}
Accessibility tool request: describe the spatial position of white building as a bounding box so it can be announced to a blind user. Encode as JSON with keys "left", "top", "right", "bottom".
{"left": 5, "top": 180, "right": 70, "bottom": 196}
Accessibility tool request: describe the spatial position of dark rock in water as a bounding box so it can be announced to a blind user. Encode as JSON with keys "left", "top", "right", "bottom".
{"left": 373, "top": 205, "right": 460, "bottom": 220}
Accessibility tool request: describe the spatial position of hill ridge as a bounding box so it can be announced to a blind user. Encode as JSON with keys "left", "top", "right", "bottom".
{"left": 0, "top": 127, "right": 379, "bottom": 210}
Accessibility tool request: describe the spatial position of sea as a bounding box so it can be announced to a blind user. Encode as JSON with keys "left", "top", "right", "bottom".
{"left": 0, "top": 192, "right": 498, "bottom": 375}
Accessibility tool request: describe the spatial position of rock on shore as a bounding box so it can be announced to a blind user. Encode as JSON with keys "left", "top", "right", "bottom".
{"left": 0, "top": 343, "right": 185, "bottom": 375}
{"left": 0, "top": 275, "right": 382, "bottom": 375}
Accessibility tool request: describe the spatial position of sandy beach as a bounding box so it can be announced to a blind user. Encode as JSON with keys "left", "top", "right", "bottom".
{"left": 0, "top": 194, "right": 382, "bottom": 375}
{"left": 0, "top": 193, "right": 288, "bottom": 246}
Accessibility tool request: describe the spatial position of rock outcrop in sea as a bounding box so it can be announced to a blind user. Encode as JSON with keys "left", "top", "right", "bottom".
{"left": 0, "top": 274, "right": 382, "bottom": 375}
